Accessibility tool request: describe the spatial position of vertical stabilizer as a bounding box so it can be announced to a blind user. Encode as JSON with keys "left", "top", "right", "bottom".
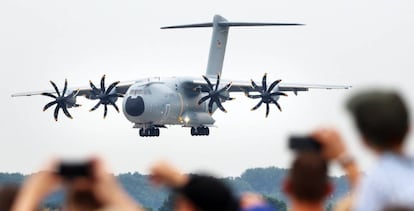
{"left": 206, "top": 15, "right": 229, "bottom": 77}
{"left": 160, "top": 15, "right": 303, "bottom": 77}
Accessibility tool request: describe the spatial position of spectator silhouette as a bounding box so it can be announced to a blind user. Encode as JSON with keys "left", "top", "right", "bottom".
{"left": 283, "top": 152, "right": 332, "bottom": 211}
{"left": 309, "top": 89, "right": 414, "bottom": 211}
{"left": 11, "top": 158, "right": 143, "bottom": 211}
{"left": 150, "top": 161, "right": 239, "bottom": 211}
{"left": 346, "top": 90, "right": 414, "bottom": 211}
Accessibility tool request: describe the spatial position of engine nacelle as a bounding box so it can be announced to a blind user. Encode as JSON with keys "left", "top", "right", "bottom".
{"left": 65, "top": 90, "right": 79, "bottom": 108}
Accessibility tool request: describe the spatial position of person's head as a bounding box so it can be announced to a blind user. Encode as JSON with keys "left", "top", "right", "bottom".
{"left": 347, "top": 90, "right": 410, "bottom": 152}
{"left": 150, "top": 161, "right": 239, "bottom": 211}
{"left": 283, "top": 152, "right": 332, "bottom": 205}
{"left": 173, "top": 175, "right": 239, "bottom": 211}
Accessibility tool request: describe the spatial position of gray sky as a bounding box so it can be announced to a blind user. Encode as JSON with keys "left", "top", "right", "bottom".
{"left": 1, "top": 0, "right": 414, "bottom": 176}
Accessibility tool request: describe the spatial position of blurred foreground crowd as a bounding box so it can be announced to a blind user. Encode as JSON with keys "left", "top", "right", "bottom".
{"left": 1, "top": 89, "right": 414, "bottom": 211}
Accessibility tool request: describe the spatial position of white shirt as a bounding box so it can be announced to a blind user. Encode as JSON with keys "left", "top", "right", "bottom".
{"left": 353, "top": 153, "right": 414, "bottom": 211}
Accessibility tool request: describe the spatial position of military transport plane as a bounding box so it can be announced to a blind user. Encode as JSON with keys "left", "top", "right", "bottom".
{"left": 12, "top": 15, "right": 350, "bottom": 137}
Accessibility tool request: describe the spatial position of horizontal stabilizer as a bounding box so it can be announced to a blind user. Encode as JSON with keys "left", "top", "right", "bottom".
{"left": 219, "top": 22, "right": 304, "bottom": 27}
{"left": 161, "top": 23, "right": 213, "bottom": 29}
{"left": 161, "top": 22, "right": 303, "bottom": 29}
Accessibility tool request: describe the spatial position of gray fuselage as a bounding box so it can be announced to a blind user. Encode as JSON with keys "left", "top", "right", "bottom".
{"left": 122, "top": 76, "right": 218, "bottom": 129}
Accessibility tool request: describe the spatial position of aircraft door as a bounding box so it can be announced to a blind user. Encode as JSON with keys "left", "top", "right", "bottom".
{"left": 162, "top": 104, "right": 170, "bottom": 122}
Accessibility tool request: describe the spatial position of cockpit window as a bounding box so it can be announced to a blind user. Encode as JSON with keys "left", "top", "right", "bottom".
{"left": 130, "top": 89, "right": 144, "bottom": 95}
{"left": 144, "top": 89, "right": 152, "bottom": 95}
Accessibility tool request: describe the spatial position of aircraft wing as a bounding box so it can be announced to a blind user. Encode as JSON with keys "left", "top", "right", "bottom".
{"left": 11, "top": 80, "right": 135, "bottom": 98}
{"left": 192, "top": 78, "right": 351, "bottom": 93}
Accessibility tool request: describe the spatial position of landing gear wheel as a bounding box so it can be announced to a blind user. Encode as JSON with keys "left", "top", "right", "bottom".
{"left": 190, "top": 126, "right": 210, "bottom": 136}
{"left": 139, "top": 127, "right": 160, "bottom": 137}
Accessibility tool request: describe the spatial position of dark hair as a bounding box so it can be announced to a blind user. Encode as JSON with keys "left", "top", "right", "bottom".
{"left": 289, "top": 152, "right": 329, "bottom": 203}
{"left": 176, "top": 174, "right": 239, "bottom": 211}
{"left": 0, "top": 184, "right": 19, "bottom": 211}
{"left": 347, "top": 90, "right": 409, "bottom": 149}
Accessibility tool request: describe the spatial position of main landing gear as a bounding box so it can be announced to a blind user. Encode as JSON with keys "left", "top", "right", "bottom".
{"left": 139, "top": 127, "right": 160, "bottom": 137}
{"left": 191, "top": 126, "right": 209, "bottom": 136}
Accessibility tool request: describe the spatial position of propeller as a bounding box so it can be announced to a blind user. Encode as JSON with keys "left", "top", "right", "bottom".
{"left": 41, "top": 79, "right": 80, "bottom": 121}
{"left": 198, "top": 74, "right": 234, "bottom": 114}
{"left": 89, "top": 75, "right": 123, "bottom": 118}
{"left": 246, "top": 73, "right": 288, "bottom": 117}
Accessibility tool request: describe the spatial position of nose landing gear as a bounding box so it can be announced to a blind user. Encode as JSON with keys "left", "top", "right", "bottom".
{"left": 190, "top": 126, "right": 210, "bottom": 136}
{"left": 139, "top": 127, "right": 160, "bottom": 137}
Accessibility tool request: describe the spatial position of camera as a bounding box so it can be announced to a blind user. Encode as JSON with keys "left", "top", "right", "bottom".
{"left": 289, "top": 136, "right": 322, "bottom": 152}
{"left": 57, "top": 161, "right": 92, "bottom": 179}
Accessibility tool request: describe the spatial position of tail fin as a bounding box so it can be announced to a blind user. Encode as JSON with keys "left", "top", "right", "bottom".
{"left": 161, "top": 15, "right": 303, "bottom": 77}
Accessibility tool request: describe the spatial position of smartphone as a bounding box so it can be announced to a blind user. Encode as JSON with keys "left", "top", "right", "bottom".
{"left": 289, "top": 136, "right": 322, "bottom": 152}
{"left": 57, "top": 161, "right": 92, "bottom": 179}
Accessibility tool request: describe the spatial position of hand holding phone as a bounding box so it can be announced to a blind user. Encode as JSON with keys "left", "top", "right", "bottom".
{"left": 57, "top": 161, "right": 92, "bottom": 180}
{"left": 289, "top": 136, "right": 322, "bottom": 152}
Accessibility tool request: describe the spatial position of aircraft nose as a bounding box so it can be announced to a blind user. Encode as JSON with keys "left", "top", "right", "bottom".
{"left": 125, "top": 96, "right": 145, "bottom": 116}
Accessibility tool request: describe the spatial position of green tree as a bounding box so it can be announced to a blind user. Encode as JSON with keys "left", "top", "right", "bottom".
{"left": 264, "top": 196, "right": 287, "bottom": 211}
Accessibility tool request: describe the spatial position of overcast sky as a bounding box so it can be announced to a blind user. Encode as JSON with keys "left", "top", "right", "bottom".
{"left": 1, "top": 0, "right": 414, "bottom": 176}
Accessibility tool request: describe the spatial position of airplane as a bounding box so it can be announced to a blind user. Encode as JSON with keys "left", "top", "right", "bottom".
{"left": 12, "top": 15, "right": 351, "bottom": 137}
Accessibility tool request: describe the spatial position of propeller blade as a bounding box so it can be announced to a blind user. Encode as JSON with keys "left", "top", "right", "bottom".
{"left": 104, "top": 104, "right": 108, "bottom": 118}
{"left": 62, "top": 79, "right": 68, "bottom": 96}
{"left": 270, "top": 98, "right": 282, "bottom": 112}
{"left": 109, "top": 101, "right": 120, "bottom": 113}
{"left": 41, "top": 93, "right": 57, "bottom": 99}
{"left": 62, "top": 105, "right": 73, "bottom": 119}
{"left": 50, "top": 81, "right": 61, "bottom": 97}
{"left": 90, "top": 101, "right": 101, "bottom": 112}
{"left": 105, "top": 81, "right": 120, "bottom": 95}
{"left": 268, "top": 79, "right": 282, "bottom": 92}
{"left": 218, "top": 94, "right": 234, "bottom": 101}
{"left": 275, "top": 102, "right": 282, "bottom": 111}
{"left": 202, "top": 75, "right": 214, "bottom": 90}
{"left": 89, "top": 80, "right": 100, "bottom": 94}
{"left": 250, "top": 79, "right": 260, "bottom": 92}
{"left": 265, "top": 103, "right": 270, "bottom": 117}
{"left": 270, "top": 98, "right": 282, "bottom": 111}
{"left": 53, "top": 105, "right": 60, "bottom": 121}
{"left": 216, "top": 100, "right": 227, "bottom": 113}
{"left": 214, "top": 74, "right": 220, "bottom": 91}
{"left": 217, "top": 82, "right": 232, "bottom": 93}
{"left": 43, "top": 101, "right": 57, "bottom": 111}
{"left": 198, "top": 95, "right": 210, "bottom": 105}
{"left": 100, "top": 75, "right": 106, "bottom": 92}
{"left": 262, "top": 73, "right": 267, "bottom": 91}
{"left": 208, "top": 99, "right": 214, "bottom": 114}
{"left": 251, "top": 100, "right": 263, "bottom": 111}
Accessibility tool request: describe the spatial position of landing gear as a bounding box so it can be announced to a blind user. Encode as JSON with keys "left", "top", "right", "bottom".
{"left": 190, "top": 126, "right": 210, "bottom": 136}
{"left": 139, "top": 127, "right": 160, "bottom": 137}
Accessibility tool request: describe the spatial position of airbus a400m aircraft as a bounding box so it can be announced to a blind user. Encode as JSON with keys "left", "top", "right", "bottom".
{"left": 12, "top": 15, "right": 350, "bottom": 137}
